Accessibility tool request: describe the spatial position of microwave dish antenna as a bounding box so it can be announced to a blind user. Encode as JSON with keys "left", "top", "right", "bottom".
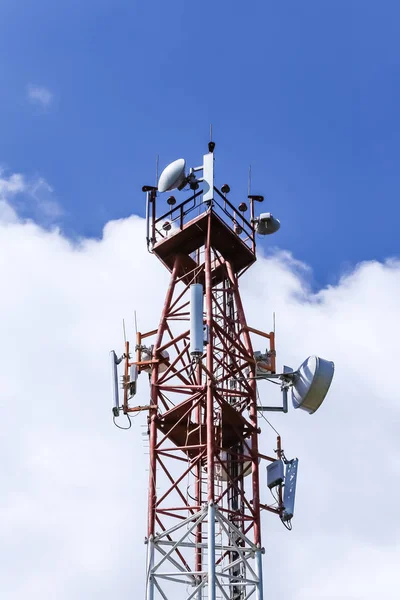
{"left": 158, "top": 158, "right": 187, "bottom": 193}
{"left": 256, "top": 355, "right": 334, "bottom": 415}
{"left": 291, "top": 355, "right": 334, "bottom": 414}
{"left": 254, "top": 212, "right": 281, "bottom": 235}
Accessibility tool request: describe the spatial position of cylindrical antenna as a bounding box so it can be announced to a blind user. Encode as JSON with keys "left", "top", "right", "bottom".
{"left": 190, "top": 284, "right": 204, "bottom": 357}
{"left": 273, "top": 311, "right": 276, "bottom": 335}
{"left": 282, "top": 387, "right": 288, "bottom": 413}
{"left": 134, "top": 310, "right": 138, "bottom": 335}
{"left": 122, "top": 318, "right": 127, "bottom": 344}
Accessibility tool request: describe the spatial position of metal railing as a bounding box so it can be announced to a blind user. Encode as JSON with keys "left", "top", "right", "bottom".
{"left": 147, "top": 187, "right": 257, "bottom": 255}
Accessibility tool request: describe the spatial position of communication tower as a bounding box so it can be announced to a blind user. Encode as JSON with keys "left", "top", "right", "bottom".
{"left": 111, "top": 141, "right": 334, "bottom": 600}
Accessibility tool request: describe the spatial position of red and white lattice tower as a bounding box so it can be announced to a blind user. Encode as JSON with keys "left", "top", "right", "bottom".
{"left": 111, "top": 141, "right": 329, "bottom": 600}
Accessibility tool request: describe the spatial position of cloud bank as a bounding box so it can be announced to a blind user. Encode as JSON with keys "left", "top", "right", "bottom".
{"left": 0, "top": 179, "right": 399, "bottom": 599}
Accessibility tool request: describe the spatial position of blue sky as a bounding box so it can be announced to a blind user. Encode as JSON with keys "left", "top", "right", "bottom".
{"left": 2, "top": 4, "right": 400, "bottom": 598}
{"left": 1, "top": 0, "right": 400, "bottom": 286}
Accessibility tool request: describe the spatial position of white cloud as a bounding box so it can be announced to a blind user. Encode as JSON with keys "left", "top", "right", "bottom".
{"left": 27, "top": 84, "right": 53, "bottom": 108}
{"left": 0, "top": 171, "right": 26, "bottom": 223}
{"left": 0, "top": 170, "right": 62, "bottom": 224}
{"left": 0, "top": 183, "right": 399, "bottom": 599}
{"left": 0, "top": 172, "right": 26, "bottom": 195}
{"left": 29, "top": 177, "right": 63, "bottom": 220}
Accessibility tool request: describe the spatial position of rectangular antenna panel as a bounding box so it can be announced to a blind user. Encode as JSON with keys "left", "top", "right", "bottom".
{"left": 203, "top": 152, "right": 214, "bottom": 203}
{"left": 110, "top": 350, "right": 120, "bottom": 416}
{"left": 129, "top": 364, "right": 138, "bottom": 397}
{"left": 282, "top": 458, "right": 299, "bottom": 521}
{"left": 267, "top": 459, "right": 284, "bottom": 489}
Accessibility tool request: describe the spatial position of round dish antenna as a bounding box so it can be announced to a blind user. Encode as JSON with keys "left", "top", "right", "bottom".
{"left": 158, "top": 158, "right": 187, "bottom": 193}
{"left": 255, "top": 213, "right": 281, "bottom": 235}
{"left": 291, "top": 356, "right": 334, "bottom": 414}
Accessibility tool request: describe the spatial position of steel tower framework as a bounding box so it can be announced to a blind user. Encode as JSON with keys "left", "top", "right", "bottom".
{"left": 120, "top": 145, "right": 285, "bottom": 600}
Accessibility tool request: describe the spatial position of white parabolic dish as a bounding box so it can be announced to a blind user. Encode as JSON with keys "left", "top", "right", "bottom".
{"left": 158, "top": 158, "right": 186, "bottom": 193}
{"left": 291, "top": 355, "right": 334, "bottom": 414}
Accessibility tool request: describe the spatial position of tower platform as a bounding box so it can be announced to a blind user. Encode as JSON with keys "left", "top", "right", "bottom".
{"left": 157, "top": 396, "right": 255, "bottom": 458}
{"left": 152, "top": 210, "right": 256, "bottom": 285}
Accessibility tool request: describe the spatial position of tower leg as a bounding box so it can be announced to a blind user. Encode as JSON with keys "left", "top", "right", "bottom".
{"left": 255, "top": 548, "right": 264, "bottom": 600}
{"left": 146, "top": 535, "right": 155, "bottom": 600}
{"left": 207, "top": 502, "right": 216, "bottom": 600}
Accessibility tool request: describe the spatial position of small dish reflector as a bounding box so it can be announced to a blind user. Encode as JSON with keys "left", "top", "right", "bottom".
{"left": 158, "top": 158, "right": 186, "bottom": 193}
{"left": 256, "top": 213, "right": 280, "bottom": 235}
{"left": 141, "top": 348, "right": 170, "bottom": 373}
{"left": 213, "top": 446, "right": 254, "bottom": 481}
{"left": 291, "top": 355, "right": 334, "bottom": 414}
